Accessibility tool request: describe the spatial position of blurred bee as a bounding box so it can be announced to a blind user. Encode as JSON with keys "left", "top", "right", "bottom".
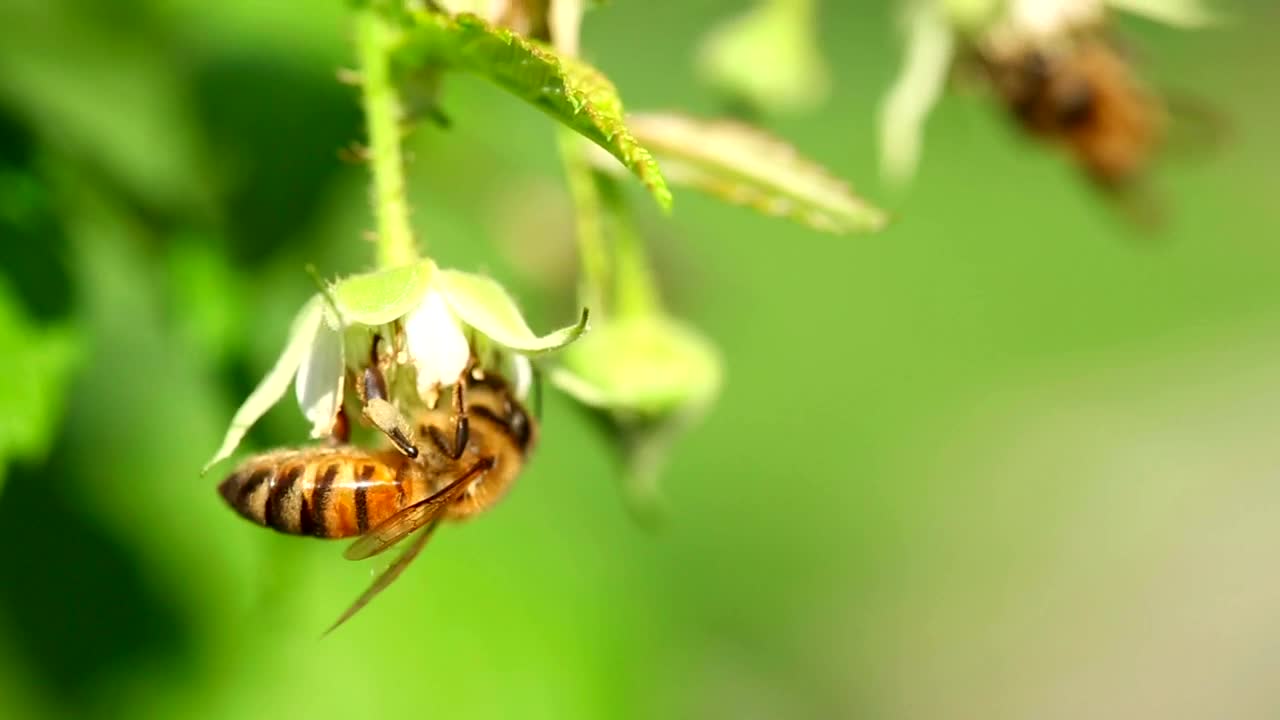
{"left": 978, "top": 33, "right": 1165, "bottom": 190}
{"left": 218, "top": 353, "right": 536, "bottom": 633}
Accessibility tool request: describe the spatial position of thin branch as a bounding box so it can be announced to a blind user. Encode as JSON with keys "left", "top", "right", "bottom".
{"left": 356, "top": 8, "right": 418, "bottom": 267}
{"left": 558, "top": 128, "right": 609, "bottom": 317}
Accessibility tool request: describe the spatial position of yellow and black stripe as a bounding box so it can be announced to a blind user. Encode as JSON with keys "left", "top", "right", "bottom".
{"left": 218, "top": 448, "right": 420, "bottom": 539}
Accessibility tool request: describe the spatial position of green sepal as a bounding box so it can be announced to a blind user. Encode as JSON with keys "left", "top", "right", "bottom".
{"left": 330, "top": 260, "right": 436, "bottom": 326}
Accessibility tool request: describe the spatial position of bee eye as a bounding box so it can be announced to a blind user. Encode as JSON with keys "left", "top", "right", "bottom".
{"left": 507, "top": 406, "right": 531, "bottom": 449}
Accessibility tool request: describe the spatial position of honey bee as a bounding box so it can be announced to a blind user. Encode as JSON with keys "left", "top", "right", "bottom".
{"left": 978, "top": 33, "right": 1165, "bottom": 190}
{"left": 218, "top": 362, "right": 536, "bottom": 633}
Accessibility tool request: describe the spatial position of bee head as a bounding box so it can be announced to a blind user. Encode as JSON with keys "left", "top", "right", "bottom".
{"left": 467, "top": 372, "right": 536, "bottom": 454}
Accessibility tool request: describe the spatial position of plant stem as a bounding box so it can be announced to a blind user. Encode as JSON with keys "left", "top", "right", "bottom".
{"left": 607, "top": 190, "right": 661, "bottom": 318}
{"left": 557, "top": 128, "right": 609, "bottom": 317}
{"left": 356, "top": 8, "right": 417, "bottom": 268}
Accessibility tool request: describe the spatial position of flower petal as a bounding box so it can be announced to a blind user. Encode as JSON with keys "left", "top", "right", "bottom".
{"left": 1106, "top": 0, "right": 1219, "bottom": 27}
{"left": 507, "top": 352, "right": 533, "bottom": 402}
{"left": 1006, "top": 0, "right": 1105, "bottom": 36}
{"left": 878, "top": 2, "right": 955, "bottom": 186}
{"left": 202, "top": 295, "right": 323, "bottom": 473}
{"left": 549, "top": 0, "right": 584, "bottom": 56}
{"left": 332, "top": 260, "right": 436, "bottom": 326}
{"left": 435, "top": 269, "right": 589, "bottom": 355}
{"left": 404, "top": 289, "right": 470, "bottom": 394}
{"left": 295, "top": 320, "right": 345, "bottom": 439}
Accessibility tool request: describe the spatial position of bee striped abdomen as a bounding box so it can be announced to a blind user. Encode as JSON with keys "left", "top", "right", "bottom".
{"left": 219, "top": 448, "right": 421, "bottom": 540}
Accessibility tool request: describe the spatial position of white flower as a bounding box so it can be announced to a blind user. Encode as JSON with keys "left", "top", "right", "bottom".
{"left": 402, "top": 287, "right": 471, "bottom": 396}
{"left": 203, "top": 259, "right": 587, "bottom": 472}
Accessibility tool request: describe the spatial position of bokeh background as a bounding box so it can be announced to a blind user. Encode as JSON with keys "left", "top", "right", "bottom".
{"left": 2, "top": 1, "right": 1280, "bottom": 718}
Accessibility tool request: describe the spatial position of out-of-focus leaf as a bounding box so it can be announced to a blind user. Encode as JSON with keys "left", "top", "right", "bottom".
{"left": 161, "top": 0, "right": 348, "bottom": 64}
{"left": 594, "top": 113, "right": 888, "bottom": 234}
{"left": 166, "top": 237, "right": 248, "bottom": 363}
{"left": 696, "top": 0, "right": 830, "bottom": 114}
{"left": 331, "top": 260, "right": 436, "bottom": 326}
{"left": 436, "top": 269, "right": 590, "bottom": 354}
{"left": 0, "top": 2, "right": 211, "bottom": 214}
{"left": 0, "top": 278, "right": 80, "bottom": 492}
{"left": 202, "top": 295, "right": 323, "bottom": 473}
{"left": 395, "top": 11, "right": 672, "bottom": 209}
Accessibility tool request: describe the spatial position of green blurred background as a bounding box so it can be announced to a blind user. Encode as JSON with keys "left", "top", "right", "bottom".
{"left": 2, "top": 1, "right": 1279, "bottom": 718}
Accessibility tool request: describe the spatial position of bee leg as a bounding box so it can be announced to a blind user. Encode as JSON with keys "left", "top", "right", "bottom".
{"left": 328, "top": 406, "right": 351, "bottom": 446}
{"left": 365, "top": 399, "right": 418, "bottom": 459}
{"left": 358, "top": 337, "right": 419, "bottom": 459}
{"left": 358, "top": 335, "right": 391, "bottom": 405}
{"left": 427, "top": 375, "right": 470, "bottom": 461}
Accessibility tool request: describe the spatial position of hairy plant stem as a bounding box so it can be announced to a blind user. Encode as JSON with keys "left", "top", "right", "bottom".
{"left": 557, "top": 128, "right": 609, "bottom": 317}
{"left": 356, "top": 8, "right": 417, "bottom": 268}
{"left": 607, "top": 194, "right": 661, "bottom": 318}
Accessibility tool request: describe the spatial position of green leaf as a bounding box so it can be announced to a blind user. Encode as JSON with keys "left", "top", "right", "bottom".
{"left": 552, "top": 314, "right": 721, "bottom": 418}
{"left": 396, "top": 11, "right": 672, "bottom": 210}
{"left": 696, "top": 0, "right": 831, "bottom": 114}
{"left": 331, "top": 260, "right": 435, "bottom": 326}
{"left": 166, "top": 236, "right": 248, "bottom": 363}
{"left": 434, "top": 269, "right": 589, "bottom": 354}
{"left": 599, "top": 113, "right": 889, "bottom": 234}
{"left": 0, "top": 2, "right": 211, "bottom": 214}
{"left": 202, "top": 295, "right": 323, "bottom": 473}
{"left": 0, "top": 280, "right": 80, "bottom": 492}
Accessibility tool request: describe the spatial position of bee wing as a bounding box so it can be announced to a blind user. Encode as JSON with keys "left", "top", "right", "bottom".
{"left": 1161, "top": 94, "right": 1229, "bottom": 162}
{"left": 342, "top": 457, "right": 494, "bottom": 561}
{"left": 324, "top": 519, "right": 441, "bottom": 636}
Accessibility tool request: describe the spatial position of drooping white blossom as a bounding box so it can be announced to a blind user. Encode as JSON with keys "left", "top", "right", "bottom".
{"left": 204, "top": 260, "right": 588, "bottom": 472}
